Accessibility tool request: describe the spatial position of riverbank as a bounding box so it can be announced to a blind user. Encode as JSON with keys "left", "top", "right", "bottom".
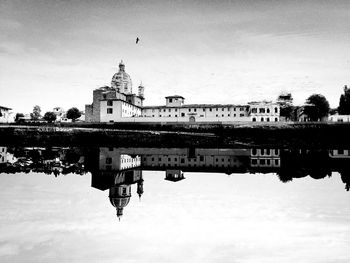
{"left": 0, "top": 122, "right": 349, "bottom": 148}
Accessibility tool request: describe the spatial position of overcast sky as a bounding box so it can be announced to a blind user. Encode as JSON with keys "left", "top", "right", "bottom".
{"left": 1, "top": 0, "right": 349, "bottom": 113}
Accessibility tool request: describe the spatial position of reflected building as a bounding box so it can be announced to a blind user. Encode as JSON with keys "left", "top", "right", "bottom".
{"left": 91, "top": 147, "right": 143, "bottom": 219}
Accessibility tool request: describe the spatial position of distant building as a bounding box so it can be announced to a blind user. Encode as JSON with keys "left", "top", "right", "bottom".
{"left": 85, "top": 61, "right": 280, "bottom": 123}
{"left": 0, "top": 106, "right": 13, "bottom": 123}
{"left": 328, "top": 115, "right": 350, "bottom": 122}
{"left": 52, "top": 107, "right": 65, "bottom": 122}
{"left": 248, "top": 101, "right": 280, "bottom": 122}
{"left": 0, "top": 147, "right": 17, "bottom": 164}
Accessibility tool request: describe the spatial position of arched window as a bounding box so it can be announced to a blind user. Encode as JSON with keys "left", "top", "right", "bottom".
{"left": 252, "top": 117, "right": 256, "bottom": 122}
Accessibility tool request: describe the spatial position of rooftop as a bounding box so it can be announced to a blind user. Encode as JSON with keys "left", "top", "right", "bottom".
{"left": 0, "top": 106, "right": 12, "bottom": 110}
{"left": 165, "top": 95, "right": 185, "bottom": 99}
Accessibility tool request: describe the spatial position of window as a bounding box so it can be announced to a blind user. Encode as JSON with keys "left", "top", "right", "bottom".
{"left": 181, "top": 113, "right": 185, "bottom": 117}
{"left": 169, "top": 109, "right": 171, "bottom": 112}
{"left": 275, "top": 149, "right": 279, "bottom": 155}
{"left": 266, "top": 149, "right": 270, "bottom": 155}
{"left": 181, "top": 158, "right": 185, "bottom": 163}
{"left": 159, "top": 157, "right": 162, "bottom": 161}
{"left": 103, "top": 94, "right": 107, "bottom": 99}
{"left": 106, "top": 158, "right": 112, "bottom": 164}
{"left": 189, "top": 108, "right": 191, "bottom": 112}
{"left": 222, "top": 108, "right": 224, "bottom": 111}
{"left": 175, "top": 115, "right": 178, "bottom": 117}
{"left": 216, "top": 108, "right": 218, "bottom": 111}
{"left": 234, "top": 114, "right": 236, "bottom": 117}
{"left": 194, "top": 108, "right": 197, "bottom": 112}
{"left": 275, "top": 118, "right": 278, "bottom": 122}
{"left": 260, "top": 159, "right": 266, "bottom": 165}
{"left": 175, "top": 109, "right": 178, "bottom": 112}
{"left": 200, "top": 156, "right": 204, "bottom": 161}
{"left": 159, "top": 114, "right": 162, "bottom": 117}
{"left": 169, "top": 98, "right": 173, "bottom": 103}
{"left": 338, "top": 149, "right": 344, "bottom": 155}
{"left": 259, "top": 108, "right": 265, "bottom": 113}
{"left": 228, "top": 114, "right": 230, "bottom": 117}
{"left": 252, "top": 149, "right": 257, "bottom": 155}
{"left": 266, "top": 159, "right": 271, "bottom": 165}
{"left": 261, "top": 117, "right": 264, "bottom": 122}
{"left": 240, "top": 113, "right": 244, "bottom": 117}
{"left": 203, "top": 108, "right": 205, "bottom": 112}
{"left": 251, "top": 108, "right": 257, "bottom": 113}
{"left": 275, "top": 159, "right": 279, "bottom": 165}
{"left": 222, "top": 114, "right": 224, "bottom": 117}
{"left": 107, "top": 100, "right": 113, "bottom": 106}
{"left": 107, "top": 108, "right": 113, "bottom": 114}
{"left": 168, "top": 157, "right": 171, "bottom": 162}
{"left": 210, "top": 108, "right": 212, "bottom": 112}
{"left": 252, "top": 159, "right": 257, "bottom": 165}
{"left": 266, "top": 118, "right": 270, "bottom": 122}
{"left": 267, "top": 108, "right": 270, "bottom": 113}
{"left": 275, "top": 107, "right": 278, "bottom": 113}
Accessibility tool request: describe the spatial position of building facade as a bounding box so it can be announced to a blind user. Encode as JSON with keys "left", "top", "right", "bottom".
{"left": 85, "top": 61, "right": 280, "bottom": 123}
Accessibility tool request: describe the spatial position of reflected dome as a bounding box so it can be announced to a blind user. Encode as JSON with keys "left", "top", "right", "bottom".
{"left": 109, "top": 184, "right": 131, "bottom": 219}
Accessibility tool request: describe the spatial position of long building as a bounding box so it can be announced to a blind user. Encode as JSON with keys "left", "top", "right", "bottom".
{"left": 85, "top": 61, "right": 280, "bottom": 123}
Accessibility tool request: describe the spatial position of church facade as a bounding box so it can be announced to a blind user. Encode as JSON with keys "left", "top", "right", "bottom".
{"left": 85, "top": 61, "right": 280, "bottom": 123}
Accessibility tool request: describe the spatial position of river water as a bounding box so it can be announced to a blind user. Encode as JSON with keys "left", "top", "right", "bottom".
{"left": 0, "top": 146, "right": 350, "bottom": 262}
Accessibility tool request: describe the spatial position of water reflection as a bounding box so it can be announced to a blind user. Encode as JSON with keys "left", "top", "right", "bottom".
{"left": 1, "top": 146, "right": 350, "bottom": 219}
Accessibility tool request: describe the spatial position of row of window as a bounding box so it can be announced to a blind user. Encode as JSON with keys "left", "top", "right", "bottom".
{"left": 148, "top": 113, "right": 246, "bottom": 118}
{"left": 147, "top": 107, "right": 246, "bottom": 113}
{"left": 251, "top": 107, "right": 278, "bottom": 114}
{"left": 144, "top": 156, "right": 237, "bottom": 163}
{"left": 252, "top": 149, "right": 279, "bottom": 156}
{"left": 251, "top": 159, "right": 280, "bottom": 166}
{"left": 252, "top": 117, "right": 279, "bottom": 122}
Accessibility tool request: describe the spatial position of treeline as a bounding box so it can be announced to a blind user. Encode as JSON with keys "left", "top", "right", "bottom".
{"left": 278, "top": 85, "right": 350, "bottom": 121}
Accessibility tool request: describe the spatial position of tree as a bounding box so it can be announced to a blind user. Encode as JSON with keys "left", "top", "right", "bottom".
{"left": 30, "top": 105, "right": 41, "bottom": 121}
{"left": 66, "top": 107, "right": 81, "bottom": 122}
{"left": 43, "top": 111, "right": 57, "bottom": 123}
{"left": 304, "top": 94, "right": 330, "bottom": 121}
{"left": 15, "top": 113, "right": 24, "bottom": 123}
{"left": 338, "top": 85, "right": 350, "bottom": 115}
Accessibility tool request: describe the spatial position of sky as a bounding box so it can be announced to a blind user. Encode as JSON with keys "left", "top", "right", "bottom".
{"left": 1, "top": 171, "right": 350, "bottom": 262}
{"left": 0, "top": 0, "right": 350, "bottom": 113}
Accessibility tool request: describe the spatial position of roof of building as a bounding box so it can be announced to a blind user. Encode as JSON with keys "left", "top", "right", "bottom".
{"left": 248, "top": 101, "right": 278, "bottom": 105}
{"left": 143, "top": 103, "right": 249, "bottom": 109}
{"left": 165, "top": 95, "right": 185, "bottom": 99}
{"left": 0, "top": 106, "right": 12, "bottom": 110}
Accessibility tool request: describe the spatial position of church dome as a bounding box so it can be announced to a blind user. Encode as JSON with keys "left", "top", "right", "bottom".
{"left": 109, "top": 184, "right": 131, "bottom": 219}
{"left": 111, "top": 60, "right": 133, "bottom": 94}
{"left": 109, "top": 196, "right": 130, "bottom": 208}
